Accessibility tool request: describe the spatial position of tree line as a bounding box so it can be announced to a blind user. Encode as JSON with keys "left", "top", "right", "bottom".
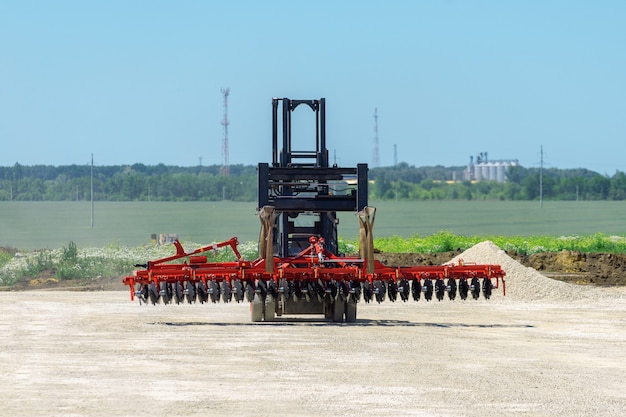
{"left": 1, "top": 162, "right": 626, "bottom": 202}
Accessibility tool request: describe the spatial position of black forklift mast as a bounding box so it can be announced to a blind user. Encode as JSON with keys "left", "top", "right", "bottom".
{"left": 258, "top": 98, "right": 368, "bottom": 257}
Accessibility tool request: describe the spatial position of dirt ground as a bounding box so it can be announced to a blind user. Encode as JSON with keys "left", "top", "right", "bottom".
{"left": 378, "top": 250, "right": 626, "bottom": 286}
{"left": 1, "top": 290, "right": 625, "bottom": 417}
{"left": 2, "top": 245, "right": 626, "bottom": 417}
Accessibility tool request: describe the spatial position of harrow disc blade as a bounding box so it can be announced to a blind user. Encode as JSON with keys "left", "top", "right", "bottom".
{"left": 387, "top": 281, "right": 398, "bottom": 302}
{"left": 327, "top": 282, "right": 338, "bottom": 300}
{"left": 337, "top": 280, "right": 348, "bottom": 303}
{"left": 423, "top": 278, "right": 433, "bottom": 301}
{"left": 447, "top": 278, "right": 457, "bottom": 301}
{"left": 398, "top": 278, "right": 410, "bottom": 302}
{"left": 459, "top": 277, "right": 469, "bottom": 300}
{"left": 209, "top": 280, "right": 220, "bottom": 303}
{"left": 174, "top": 281, "right": 184, "bottom": 304}
{"left": 220, "top": 280, "right": 232, "bottom": 303}
{"left": 411, "top": 278, "right": 421, "bottom": 302}
{"left": 363, "top": 281, "right": 373, "bottom": 303}
{"left": 160, "top": 282, "right": 173, "bottom": 305}
{"left": 197, "top": 281, "right": 209, "bottom": 303}
{"left": 471, "top": 277, "right": 481, "bottom": 300}
{"left": 267, "top": 280, "right": 278, "bottom": 302}
{"left": 232, "top": 279, "right": 244, "bottom": 303}
{"left": 350, "top": 280, "right": 362, "bottom": 302}
{"left": 482, "top": 278, "right": 493, "bottom": 300}
{"left": 137, "top": 284, "right": 149, "bottom": 304}
{"left": 148, "top": 283, "right": 160, "bottom": 305}
{"left": 315, "top": 280, "right": 325, "bottom": 302}
{"left": 293, "top": 280, "right": 303, "bottom": 301}
{"left": 435, "top": 278, "right": 446, "bottom": 301}
{"left": 373, "top": 280, "right": 386, "bottom": 303}
{"left": 245, "top": 282, "right": 255, "bottom": 302}
{"left": 185, "top": 281, "right": 197, "bottom": 304}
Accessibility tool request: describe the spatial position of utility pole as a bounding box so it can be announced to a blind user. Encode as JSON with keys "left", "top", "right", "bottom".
{"left": 539, "top": 145, "right": 543, "bottom": 208}
{"left": 91, "top": 153, "right": 94, "bottom": 227}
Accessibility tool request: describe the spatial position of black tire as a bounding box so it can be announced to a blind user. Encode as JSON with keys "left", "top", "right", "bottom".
{"left": 250, "top": 296, "right": 264, "bottom": 322}
{"left": 345, "top": 300, "right": 357, "bottom": 323}
{"left": 264, "top": 297, "right": 276, "bottom": 321}
{"left": 332, "top": 300, "right": 345, "bottom": 322}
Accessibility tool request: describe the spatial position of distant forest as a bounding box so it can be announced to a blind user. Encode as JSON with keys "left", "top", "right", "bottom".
{"left": 1, "top": 162, "right": 626, "bottom": 202}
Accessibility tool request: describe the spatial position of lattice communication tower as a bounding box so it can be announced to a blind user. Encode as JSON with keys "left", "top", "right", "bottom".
{"left": 221, "top": 88, "right": 230, "bottom": 176}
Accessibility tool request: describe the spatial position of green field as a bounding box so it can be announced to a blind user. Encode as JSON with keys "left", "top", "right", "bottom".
{"left": 1, "top": 200, "right": 626, "bottom": 250}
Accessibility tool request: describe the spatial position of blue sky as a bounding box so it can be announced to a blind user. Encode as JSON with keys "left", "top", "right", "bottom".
{"left": 1, "top": 1, "right": 625, "bottom": 174}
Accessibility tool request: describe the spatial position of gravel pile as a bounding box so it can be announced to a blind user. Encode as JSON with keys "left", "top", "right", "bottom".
{"left": 449, "top": 241, "right": 625, "bottom": 302}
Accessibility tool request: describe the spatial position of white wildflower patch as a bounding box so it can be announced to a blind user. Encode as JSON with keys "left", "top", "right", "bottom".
{"left": 0, "top": 240, "right": 261, "bottom": 286}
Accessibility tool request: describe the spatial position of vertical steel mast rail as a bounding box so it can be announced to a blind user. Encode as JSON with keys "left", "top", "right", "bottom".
{"left": 258, "top": 98, "right": 368, "bottom": 257}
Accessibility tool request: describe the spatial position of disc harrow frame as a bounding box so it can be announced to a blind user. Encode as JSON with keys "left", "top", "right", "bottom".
{"left": 123, "top": 236, "right": 505, "bottom": 321}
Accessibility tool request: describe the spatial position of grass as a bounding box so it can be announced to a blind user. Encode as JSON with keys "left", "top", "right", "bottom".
{"left": 1, "top": 200, "right": 626, "bottom": 250}
{"left": 354, "top": 231, "right": 626, "bottom": 255}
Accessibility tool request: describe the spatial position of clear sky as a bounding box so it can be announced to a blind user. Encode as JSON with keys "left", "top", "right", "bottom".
{"left": 1, "top": 1, "right": 625, "bottom": 174}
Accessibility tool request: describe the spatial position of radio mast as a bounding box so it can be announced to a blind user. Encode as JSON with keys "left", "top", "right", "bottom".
{"left": 221, "top": 88, "right": 230, "bottom": 176}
